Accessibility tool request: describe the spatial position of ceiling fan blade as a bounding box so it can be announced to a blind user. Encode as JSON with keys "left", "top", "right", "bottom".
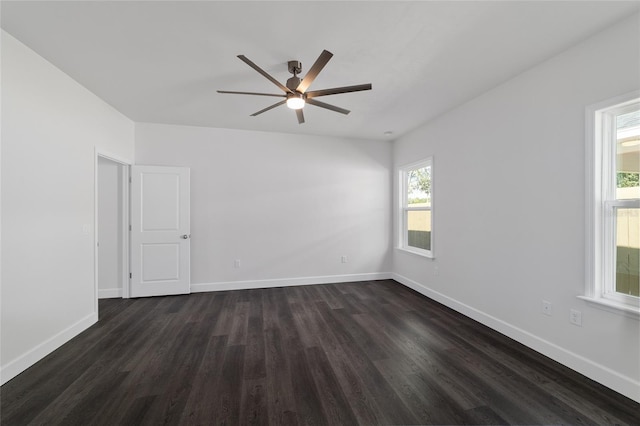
{"left": 306, "top": 98, "right": 350, "bottom": 115}
{"left": 250, "top": 100, "right": 287, "bottom": 116}
{"left": 296, "top": 50, "right": 333, "bottom": 94}
{"left": 217, "top": 90, "right": 286, "bottom": 98}
{"left": 305, "top": 83, "right": 372, "bottom": 99}
{"left": 237, "top": 55, "right": 292, "bottom": 93}
{"left": 296, "top": 109, "right": 305, "bottom": 124}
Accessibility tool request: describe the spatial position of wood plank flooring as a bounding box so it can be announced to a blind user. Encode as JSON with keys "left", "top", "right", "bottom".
{"left": 2, "top": 280, "right": 639, "bottom": 425}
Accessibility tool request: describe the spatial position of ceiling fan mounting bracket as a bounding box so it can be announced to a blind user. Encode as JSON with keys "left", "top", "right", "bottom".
{"left": 288, "top": 60, "right": 302, "bottom": 76}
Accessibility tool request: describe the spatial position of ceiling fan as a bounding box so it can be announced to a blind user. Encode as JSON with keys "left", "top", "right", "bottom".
{"left": 217, "top": 50, "right": 372, "bottom": 124}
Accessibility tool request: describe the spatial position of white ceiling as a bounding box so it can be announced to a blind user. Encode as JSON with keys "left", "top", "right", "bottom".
{"left": 2, "top": 1, "right": 639, "bottom": 141}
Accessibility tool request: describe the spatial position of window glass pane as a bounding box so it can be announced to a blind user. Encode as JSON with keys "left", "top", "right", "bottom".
{"left": 407, "top": 210, "right": 431, "bottom": 250}
{"left": 407, "top": 166, "right": 431, "bottom": 207}
{"left": 616, "top": 109, "right": 640, "bottom": 200}
{"left": 615, "top": 208, "right": 640, "bottom": 297}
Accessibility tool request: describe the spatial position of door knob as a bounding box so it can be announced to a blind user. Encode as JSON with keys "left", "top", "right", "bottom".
{"left": 181, "top": 234, "right": 190, "bottom": 239}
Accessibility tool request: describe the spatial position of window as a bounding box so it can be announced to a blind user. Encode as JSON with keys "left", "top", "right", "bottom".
{"left": 585, "top": 92, "right": 640, "bottom": 316}
{"left": 398, "top": 158, "right": 433, "bottom": 257}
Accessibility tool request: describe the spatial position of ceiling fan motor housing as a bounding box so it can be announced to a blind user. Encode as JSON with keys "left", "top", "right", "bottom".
{"left": 286, "top": 76, "right": 302, "bottom": 91}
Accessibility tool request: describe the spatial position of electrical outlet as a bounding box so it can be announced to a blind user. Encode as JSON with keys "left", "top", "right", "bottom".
{"left": 234, "top": 259, "right": 241, "bottom": 269}
{"left": 542, "top": 300, "right": 552, "bottom": 316}
{"left": 570, "top": 309, "right": 582, "bottom": 326}
{"left": 341, "top": 255, "right": 348, "bottom": 263}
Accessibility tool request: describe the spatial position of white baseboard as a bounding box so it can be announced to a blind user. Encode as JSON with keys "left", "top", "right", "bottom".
{"left": 191, "top": 272, "right": 392, "bottom": 293}
{"left": 391, "top": 273, "right": 640, "bottom": 404}
{"left": 0, "top": 312, "right": 98, "bottom": 385}
{"left": 98, "top": 287, "right": 123, "bottom": 299}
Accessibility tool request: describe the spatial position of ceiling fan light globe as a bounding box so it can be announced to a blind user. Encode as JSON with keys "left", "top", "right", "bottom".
{"left": 286, "top": 95, "right": 305, "bottom": 110}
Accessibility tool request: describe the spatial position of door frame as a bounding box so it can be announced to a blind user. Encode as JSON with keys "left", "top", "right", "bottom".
{"left": 94, "top": 149, "right": 131, "bottom": 310}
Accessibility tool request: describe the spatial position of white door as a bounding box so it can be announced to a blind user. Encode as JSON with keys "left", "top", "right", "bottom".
{"left": 130, "top": 165, "right": 190, "bottom": 298}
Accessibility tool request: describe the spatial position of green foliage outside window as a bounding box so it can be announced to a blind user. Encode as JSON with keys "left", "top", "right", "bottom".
{"left": 407, "top": 167, "right": 431, "bottom": 204}
{"left": 618, "top": 172, "right": 640, "bottom": 188}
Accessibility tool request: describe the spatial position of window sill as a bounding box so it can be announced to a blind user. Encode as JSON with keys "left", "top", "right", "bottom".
{"left": 396, "top": 246, "right": 434, "bottom": 259}
{"left": 577, "top": 295, "right": 640, "bottom": 320}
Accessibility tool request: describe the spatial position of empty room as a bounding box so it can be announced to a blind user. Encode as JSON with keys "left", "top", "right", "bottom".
{"left": 1, "top": 1, "right": 639, "bottom": 424}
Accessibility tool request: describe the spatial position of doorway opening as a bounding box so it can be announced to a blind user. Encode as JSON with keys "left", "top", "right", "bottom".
{"left": 96, "top": 154, "right": 130, "bottom": 299}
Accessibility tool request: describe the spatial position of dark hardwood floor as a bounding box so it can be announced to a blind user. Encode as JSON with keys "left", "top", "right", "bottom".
{"left": 2, "top": 280, "right": 639, "bottom": 425}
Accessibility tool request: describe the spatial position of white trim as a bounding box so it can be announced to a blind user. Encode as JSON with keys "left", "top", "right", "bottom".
{"left": 398, "top": 158, "right": 433, "bottom": 172}
{"left": 95, "top": 150, "right": 132, "bottom": 166}
{"left": 396, "top": 246, "right": 435, "bottom": 259}
{"left": 94, "top": 152, "right": 99, "bottom": 314}
{"left": 397, "top": 157, "right": 434, "bottom": 257}
{"left": 0, "top": 312, "right": 98, "bottom": 385}
{"left": 95, "top": 149, "right": 131, "bottom": 307}
{"left": 577, "top": 295, "right": 640, "bottom": 319}
{"left": 190, "top": 272, "right": 392, "bottom": 293}
{"left": 584, "top": 91, "right": 640, "bottom": 316}
{"left": 99, "top": 288, "right": 124, "bottom": 299}
{"left": 120, "top": 165, "right": 130, "bottom": 299}
{"left": 392, "top": 273, "right": 640, "bottom": 403}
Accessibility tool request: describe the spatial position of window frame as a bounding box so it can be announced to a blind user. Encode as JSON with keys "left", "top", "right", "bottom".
{"left": 583, "top": 91, "right": 640, "bottom": 318}
{"left": 397, "top": 157, "right": 434, "bottom": 258}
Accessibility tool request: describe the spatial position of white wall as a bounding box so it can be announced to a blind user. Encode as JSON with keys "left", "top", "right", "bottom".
{"left": 392, "top": 14, "right": 640, "bottom": 402}
{"left": 97, "top": 157, "right": 124, "bottom": 298}
{"left": 1, "top": 31, "right": 135, "bottom": 383}
{"left": 135, "top": 123, "right": 392, "bottom": 290}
